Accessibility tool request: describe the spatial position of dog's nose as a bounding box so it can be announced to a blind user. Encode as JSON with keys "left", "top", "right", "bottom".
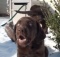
{"left": 21, "top": 29, "right": 24, "bottom": 33}
{"left": 21, "top": 28, "right": 27, "bottom": 34}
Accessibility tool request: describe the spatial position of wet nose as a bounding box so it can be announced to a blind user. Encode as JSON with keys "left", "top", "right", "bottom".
{"left": 21, "top": 28, "right": 27, "bottom": 34}
{"left": 21, "top": 29, "right": 24, "bottom": 33}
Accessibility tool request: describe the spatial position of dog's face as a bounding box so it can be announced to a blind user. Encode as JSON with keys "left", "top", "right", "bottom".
{"left": 15, "top": 17, "right": 38, "bottom": 47}
{"left": 15, "top": 17, "right": 46, "bottom": 48}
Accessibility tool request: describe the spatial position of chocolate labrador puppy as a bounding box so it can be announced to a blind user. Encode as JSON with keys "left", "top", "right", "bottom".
{"left": 14, "top": 17, "right": 48, "bottom": 57}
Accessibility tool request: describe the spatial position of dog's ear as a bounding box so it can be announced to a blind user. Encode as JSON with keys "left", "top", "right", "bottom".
{"left": 31, "top": 22, "right": 46, "bottom": 50}
{"left": 36, "top": 22, "right": 46, "bottom": 41}
{"left": 32, "top": 22, "right": 46, "bottom": 44}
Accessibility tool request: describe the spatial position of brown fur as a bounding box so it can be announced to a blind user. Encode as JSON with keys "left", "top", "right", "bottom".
{"left": 14, "top": 17, "right": 48, "bottom": 57}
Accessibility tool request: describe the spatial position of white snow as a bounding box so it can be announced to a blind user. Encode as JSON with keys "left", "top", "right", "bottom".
{"left": 0, "top": 17, "right": 60, "bottom": 57}
{"left": 0, "top": 26, "right": 17, "bottom": 57}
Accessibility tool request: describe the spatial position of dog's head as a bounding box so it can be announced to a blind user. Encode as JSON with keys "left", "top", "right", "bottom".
{"left": 14, "top": 17, "right": 46, "bottom": 48}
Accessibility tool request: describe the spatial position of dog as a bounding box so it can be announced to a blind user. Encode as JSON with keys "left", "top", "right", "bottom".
{"left": 14, "top": 17, "right": 48, "bottom": 57}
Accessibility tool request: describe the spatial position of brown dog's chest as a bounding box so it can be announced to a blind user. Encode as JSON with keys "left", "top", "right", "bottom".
{"left": 18, "top": 49, "right": 45, "bottom": 57}
{"left": 17, "top": 41, "right": 45, "bottom": 57}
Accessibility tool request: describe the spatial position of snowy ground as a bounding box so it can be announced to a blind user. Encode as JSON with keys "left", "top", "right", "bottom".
{"left": 0, "top": 17, "right": 60, "bottom": 57}
{"left": 0, "top": 17, "right": 9, "bottom": 25}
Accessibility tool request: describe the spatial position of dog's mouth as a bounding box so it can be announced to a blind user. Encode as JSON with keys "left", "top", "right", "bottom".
{"left": 17, "top": 35, "right": 27, "bottom": 47}
{"left": 19, "top": 35, "right": 25, "bottom": 40}
{"left": 17, "top": 35, "right": 33, "bottom": 47}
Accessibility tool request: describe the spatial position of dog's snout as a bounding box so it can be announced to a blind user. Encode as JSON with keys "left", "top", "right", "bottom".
{"left": 21, "top": 28, "right": 27, "bottom": 35}
{"left": 21, "top": 29, "right": 24, "bottom": 33}
{"left": 21, "top": 27, "right": 26, "bottom": 32}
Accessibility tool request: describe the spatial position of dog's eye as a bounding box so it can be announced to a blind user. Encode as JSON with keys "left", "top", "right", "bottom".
{"left": 29, "top": 23, "right": 32, "bottom": 26}
{"left": 28, "top": 22, "right": 33, "bottom": 27}
{"left": 27, "top": 22, "right": 34, "bottom": 30}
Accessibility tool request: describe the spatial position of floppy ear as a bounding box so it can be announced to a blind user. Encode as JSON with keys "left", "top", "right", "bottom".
{"left": 36, "top": 22, "right": 46, "bottom": 41}
{"left": 31, "top": 22, "right": 46, "bottom": 50}
{"left": 32, "top": 22, "right": 46, "bottom": 44}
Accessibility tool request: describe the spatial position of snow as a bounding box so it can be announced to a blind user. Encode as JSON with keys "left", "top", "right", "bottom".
{"left": 0, "top": 17, "right": 9, "bottom": 26}
{"left": 0, "top": 27, "right": 17, "bottom": 57}
{"left": 0, "top": 17, "right": 60, "bottom": 57}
